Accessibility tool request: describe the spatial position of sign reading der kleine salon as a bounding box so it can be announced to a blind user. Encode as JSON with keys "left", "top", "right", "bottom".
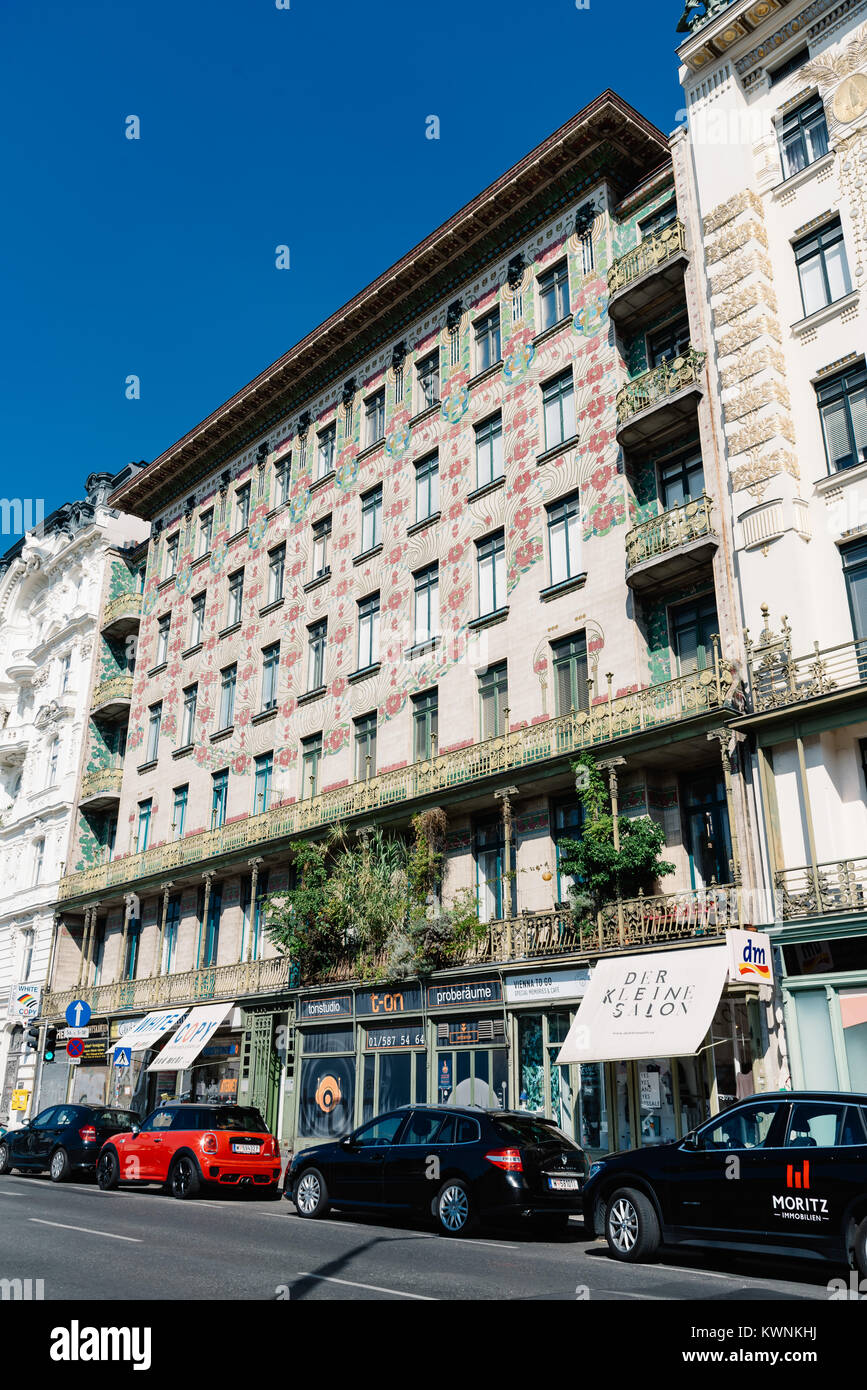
{"left": 726, "top": 929, "right": 773, "bottom": 985}
{"left": 147, "top": 1002, "right": 235, "bottom": 1072}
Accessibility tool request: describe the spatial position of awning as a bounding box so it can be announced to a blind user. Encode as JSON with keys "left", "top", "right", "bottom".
{"left": 556, "top": 946, "right": 729, "bottom": 1065}
{"left": 112, "top": 1008, "right": 191, "bottom": 1055}
{"left": 147, "top": 1002, "right": 236, "bottom": 1072}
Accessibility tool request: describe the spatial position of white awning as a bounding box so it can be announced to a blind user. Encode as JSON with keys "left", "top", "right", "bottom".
{"left": 147, "top": 1002, "right": 236, "bottom": 1072}
{"left": 555, "top": 946, "right": 729, "bottom": 1065}
{"left": 117, "top": 1008, "right": 191, "bottom": 1053}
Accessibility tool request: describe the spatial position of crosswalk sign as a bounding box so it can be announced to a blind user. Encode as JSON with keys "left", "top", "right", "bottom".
{"left": 113, "top": 1046, "right": 132, "bottom": 1067}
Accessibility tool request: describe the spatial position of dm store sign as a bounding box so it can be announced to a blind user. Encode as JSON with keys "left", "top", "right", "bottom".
{"left": 726, "top": 930, "right": 773, "bottom": 985}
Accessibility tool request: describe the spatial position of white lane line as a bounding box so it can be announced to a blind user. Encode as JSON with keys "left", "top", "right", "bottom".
{"left": 607, "top": 1290, "right": 668, "bottom": 1301}
{"left": 0, "top": 1191, "right": 25, "bottom": 1196}
{"left": 29, "top": 1218, "right": 142, "bottom": 1243}
{"left": 296, "top": 1272, "right": 435, "bottom": 1300}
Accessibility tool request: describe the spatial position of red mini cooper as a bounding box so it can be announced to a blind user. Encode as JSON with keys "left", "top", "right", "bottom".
{"left": 97, "top": 1102, "right": 282, "bottom": 1199}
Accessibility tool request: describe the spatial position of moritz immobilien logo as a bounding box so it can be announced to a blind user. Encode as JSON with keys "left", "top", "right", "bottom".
{"left": 786, "top": 1160, "right": 810, "bottom": 1190}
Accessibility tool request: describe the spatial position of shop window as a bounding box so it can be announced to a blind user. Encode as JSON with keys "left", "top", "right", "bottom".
{"left": 792, "top": 988, "right": 840, "bottom": 1090}
{"left": 298, "top": 1052, "right": 356, "bottom": 1138}
{"left": 840, "top": 988, "right": 867, "bottom": 1090}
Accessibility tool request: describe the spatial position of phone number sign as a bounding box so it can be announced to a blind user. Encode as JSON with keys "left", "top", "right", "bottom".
{"left": 365, "top": 1025, "right": 426, "bottom": 1050}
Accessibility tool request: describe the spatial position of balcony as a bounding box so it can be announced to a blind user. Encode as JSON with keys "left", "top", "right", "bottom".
{"left": 616, "top": 349, "right": 706, "bottom": 449}
{"left": 0, "top": 723, "right": 30, "bottom": 767}
{"left": 91, "top": 674, "right": 134, "bottom": 720}
{"left": 43, "top": 954, "right": 289, "bottom": 1021}
{"left": 100, "top": 591, "right": 143, "bottom": 638}
{"left": 57, "top": 664, "right": 741, "bottom": 903}
{"left": 79, "top": 767, "right": 123, "bottom": 810}
{"left": 744, "top": 607, "right": 867, "bottom": 715}
{"left": 607, "top": 221, "right": 689, "bottom": 332}
{"left": 775, "top": 860, "right": 867, "bottom": 921}
{"left": 625, "top": 494, "right": 717, "bottom": 592}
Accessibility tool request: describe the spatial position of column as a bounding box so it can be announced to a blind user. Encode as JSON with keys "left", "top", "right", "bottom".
{"left": 707, "top": 728, "right": 743, "bottom": 925}
{"left": 597, "top": 757, "right": 626, "bottom": 944}
{"left": 198, "top": 872, "right": 215, "bottom": 970}
{"left": 245, "top": 859, "right": 264, "bottom": 964}
{"left": 153, "top": 881, "right": 174, "bottom": 978}
{"left": 494, "top": 786, "right": 518, "bottom": 957}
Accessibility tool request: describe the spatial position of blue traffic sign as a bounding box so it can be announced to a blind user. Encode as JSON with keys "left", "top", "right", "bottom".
{"left": 65, "top": 999, "right": 92, "bottom": 1028}
{"left": 113, "top": 1046, "right": 132, "bottom": 1068}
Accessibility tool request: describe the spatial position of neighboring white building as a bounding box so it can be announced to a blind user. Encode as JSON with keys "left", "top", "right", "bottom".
{"left": 677, "top": 0, "right": 867, "bottom": 1091}
{"left": 0, "top": 471, "right": 148, "bottom": 1125}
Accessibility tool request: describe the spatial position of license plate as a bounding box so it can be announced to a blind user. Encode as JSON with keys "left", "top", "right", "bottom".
{"left": 547, "top": 1176, "right": 580, "bottom": 1190}
{"left": 232, "top": 1143, "right": 260, "bottom": 1154}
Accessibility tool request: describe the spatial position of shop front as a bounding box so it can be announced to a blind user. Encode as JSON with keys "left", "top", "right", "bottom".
{"left": 779, "top": 927, "right": 867, "bottom": 1091}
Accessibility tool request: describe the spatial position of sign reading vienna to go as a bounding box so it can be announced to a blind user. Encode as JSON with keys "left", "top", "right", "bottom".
{"left": 556, "top": 946, "right": 730, "bottom": 1065}
{"left": 726, "top": 929, "right": 773, "bottom": 986}
{"left": 504, "top": 968, "right": 590, "bottom": 1005}
{"left": 147, "top": 1002, "right": 235, "bottom": 1072}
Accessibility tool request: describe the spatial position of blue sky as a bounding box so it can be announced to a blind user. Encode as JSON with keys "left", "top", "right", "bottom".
{"left": 1, "top": 0, "right": 686, "bottom": 530}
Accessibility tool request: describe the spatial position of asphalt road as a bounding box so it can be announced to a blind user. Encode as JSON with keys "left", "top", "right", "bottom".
{"left": 0, "top": 1170, "right": 848, "bottom": 1301}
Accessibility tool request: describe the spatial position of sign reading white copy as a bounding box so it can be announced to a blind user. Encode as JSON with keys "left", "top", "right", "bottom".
{"left": 147, "top": 1002, "right": 235, "bottom": 1072}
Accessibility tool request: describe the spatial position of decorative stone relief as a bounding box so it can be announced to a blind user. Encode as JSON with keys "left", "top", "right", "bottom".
{"left": 705, "top": 219, "right": 769, "bottom": 264}
{"left": 713, "top": 281, "right": 779, "bottom": 325}
{"left": 719, "top": 347, "right": 785, "bottom": 388}
{"left": 717, "top": 315, "right": 782, "bottom": 357}
{"left": 708, "top": 248, "right": 772, "bottom": 295}
{"left": 728, "top": 413, "right": 796, "bottom": 457}
{"left": 702, "top": 187, "right": 763, "bottom": 235}
{"left": 723, "top": 379, "right": 791, "bottom": 423}
{"left": 731, "top": 448, "right": 800, "bottom": 496}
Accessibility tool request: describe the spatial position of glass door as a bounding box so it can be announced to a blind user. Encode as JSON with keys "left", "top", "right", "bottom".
{"left": 683, "top": 773, "right": 732, "bottom": 889}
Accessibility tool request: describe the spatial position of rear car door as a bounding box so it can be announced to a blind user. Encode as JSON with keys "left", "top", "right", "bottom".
{"left": 28, "top": 1107, "right": 61, "bottom": 1166}
{"left": 773, "top": 1100, "right": 867, "bottom": 1258}
{"left": 382, "top": 1109, "right": 447, "bottom": 1209}
{"left": 332, "top": 1113, "right": 407, "bottom": 1205}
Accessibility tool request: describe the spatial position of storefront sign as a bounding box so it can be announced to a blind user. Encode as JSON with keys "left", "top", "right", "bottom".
{"left": 366, "top": 1025, "right": 426, "bottom": 1049}
{"left": 556, "top": 946, "right": 730, "bottom": 1064}
{"left": 299, "top": 994, "right": 352, "bottom": 1021}
{"left": 111, "top": 1018, "right": 144, "bottom": 1039}
{"left": 122, "top": 1008, "right": 190, "bottom": 1052}
{"left": 148, "top": 1002, "right": 235, "bottom": 1072}
{"left": 80, "top": 1037, "right": 110, "bottom": 1064}
{"left": 356, "top": 986, "right": 423, "bottom": 1016}
{"left": 7, "top": 986, "right": 41, "bottom": 1022}
{"left": 727, "top": 929, "right": 773, "bottom": 985}
{"left": 504, "top": 968, "right": 590, "bottom": 1005}
{"left": 438, "top": 1056, "right": 452, "bottom": 1097}
{"left": 427, "top": 979, "right": 501, "bottom": 1009}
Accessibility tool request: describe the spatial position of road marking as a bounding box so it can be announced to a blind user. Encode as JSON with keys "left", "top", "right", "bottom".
{"left": 29, "top": 1218, "right": 142, "bottom": 1243}
{"left": 606, "top": 1289, "right": 668, "bottom": 1301}
{"left": 0, "top": 1191, "right": 25, "bottom": 1197}
{"left": 295, "top": 1272, "right": 435, "bottom": 1300}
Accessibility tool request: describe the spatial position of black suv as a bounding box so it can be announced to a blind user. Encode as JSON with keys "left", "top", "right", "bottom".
{"left": 0, "top": 1104, "right": 138, "bottom": 1182}
{"left": 285, "top": 1105, "right": 586, "bottom": 1236}
{"left": 584, "top": 1090, "right": 867, "bottom": 1276}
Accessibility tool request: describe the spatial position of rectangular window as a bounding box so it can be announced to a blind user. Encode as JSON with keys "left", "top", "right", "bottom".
{"left": 658, "top": 448, "right": 705, "bottom": 508}
{"left": 841, "top": 538, "right": 867, "bottom": 643}
{"left": 538, "top": 260, "right": 570, "bottom": 331}
{"left": 163, "top": 895, "right": 180, "bottom": 973}
{"left": 542, "top": 369, "right": 576, "bottom": 450}
{"left": 156, "top": 614, "right": 170, "bottom": 666}
{"left": 355, "top": 712, "right": 377, "bottom": 781}
{"left": 795, "top": 218, "right": 851, "bottom": 317}
{"left": 415, "top": 452, "right": 439, "bottom": 522}
{"left": 261, "top": 642, "right": 280, "bottom": 710}
{"left": 477, "top": 531, "right": 506, "bottom": 617}
{"left": 146, "top": 702, "right": 162, "bottom": 762}
{"left": 190, "top": 592, "right": 206, "bottom": 648}
{"left": 253, "top": 752, "right": 273, "bottom": 815}
{"left": 235, "top": 483, "right": 251, "bottom": 531}
{"left": 136, "top": 799, "right": 153, "bottom": 854}
{"left": 60, "top": 652, "right": 71, "bottom": 693}
{"left": 317, "top": 424, "right": 336, "bottom": 479}
{"left": 241, "top": 869, "right": 270, "bottom": 962}
{"left": 181, "top": 684, "right": 197, "bottom": 746}
{"left": 360, "top": 485, "right": 383, "bottom": 553}
{"left": 475, "top": 414, "right": 504, "bottom": 488}
{"left": 671, "top": 595, "right": 719, "bottom": 676}
{"left": 275, "top": 457, "right": 291, "bottom": 506}
{"left": 307, "top": 620, "right": 327, "bottom": 691}
{"left": 165, "top": 534, "right": 179, "bottom": 580}
{"left": 553, "top": 799, "right": 583, "bottom": 907}
{"left": 547, "top": 493, "right": 582, "bottom": 586}
{"left": 479, "top": 662, "right": 508, "bottom": 741}
{"left": 268, "top": 543, "right": 286, "bottom": 604}
{"left": 779, "top": 94, "right": 829, "bottom": 178}
{"left": 218, "top": 665, "right": 237, "bottom": 729}
{"left": 301, "top": 734, "right": 322, "bottom": 799}
{"left": 47, "top": 737, "right": 59, "bottom": 786}
{"left": 417, "top": 352, "right": 440, "bottom": 410}
{"left": 414, "top": 563, "right": 439, "bottom": 646}
{"left": 639, "top": 199, "right": 677, "bottom": 240}
{"left": 198, "top": 510, "right": 213, "bottom": 556}
{"left": 648, "top": 316, "right": 690, "bottom": 367}
{"left": 357, "top": 594, "right": 380, "bottom": 670}
{"left": 474, "top": 309, "right": 501, "bottom": 372}
{"left": 32, "top": 838, "right": 45, "bottom": 885}
{"left": 211, "top": 771, "right": 228, "bottom": 830}
{"left": 172, "top": 785, "right": 188, "bottom": 840}
{"left": 552, "top": 633, "right": 589, "bottom": 716}
{"left": 227, "top": 569, "right": 244, "bottom": 627}
{"left": 365, "top": 389, "right": 386, "bottom": 447}
{"left": 312, "top": 514, "right": 331, "bottom": 578}
{"left": 201, "top": 881, "right": 222, "bottom": 967}
{"left": 769, "top": 44, "right": 809, "bottom": 87}
{"left": 817, "top": 362, "right": 867, "bottom": 473}
{"left": 412, "top": 689, "right": 438, "bottom": 762}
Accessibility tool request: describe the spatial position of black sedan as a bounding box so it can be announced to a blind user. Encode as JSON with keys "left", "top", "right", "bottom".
{"left": 584, "top": 1090, "right": 867, "bottom": 1276}
{"left": 0, "top": 1103, "right": 138, "bottom": 1182}
{"left": 285, "top": 1105, "right": 587, "bottom": 1236}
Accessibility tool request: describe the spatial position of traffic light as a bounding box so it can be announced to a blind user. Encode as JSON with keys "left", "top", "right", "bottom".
{"left": 43, "top": 1025, "right": 58, "bottom": 1063}
{"left": 23, "top": 1023, "right": 40, "bottom": 1052}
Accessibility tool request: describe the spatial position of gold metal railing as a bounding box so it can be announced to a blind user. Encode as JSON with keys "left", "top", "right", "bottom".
{"left": 44, "top": 954, "right": 289, "bottom": 1020}
{"left": 92, "top": 674, "right": 134, "bottom": 709}
{"left": 625, "top": 494, "right": 714, "bottom": 570}
{"left": 616, "top": 349, "right": 706, "bottom": 426}
{"left": 744, "top": 608, "right": 867, "bottom": 713}
{"left": 58, "top": 665, "right": 740, "bottom": 903}
{"left": 607, "top": 220, "right": 687, "bottom": 296}
{"left": 775, "top": 859, "right": 867, "bottom": 920}
{"left": 80, "top": 768, "right": 123, "bottom": 800}
{"left": 101, "top": 592, "right": 142, "bottom": 629}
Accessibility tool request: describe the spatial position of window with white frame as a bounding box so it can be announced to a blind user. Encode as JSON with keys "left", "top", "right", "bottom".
{"left": 146, "top": 702, "right": 162, "bottom": 762}
{"left": 415, "top": 452, "right": 439, "bottom": 522}
{"left": 307, "top": 620, "right": 327, "bottom": 691}
{"left": 360, "top": 486, "right": 383, "bottom": 553}
{"left": 198, "top": 510, "right": 213, "bottom": 555}
{"left": 474, "top": 309, "right": 501, "bottom": 373}
{"left": 365, "top": 390, "right": 385, "bottom": 447}
{"left": 268, "top": 543, "right": 286, "bottom": 604}
{"left": 189, "top": 592, "right": 206, "bottom": 648}
{"left": 538, "top": 260, "right": 570, "bottom": 331}
{"left": 794, "top": 218, "right": 851, "bottom": 318}
{"left": 235, "top": 483, "right": 251, "bottom": 531}
{"left": 357, "top": 593, "right": 380, "bottom": 670}
{"left": 547, "top": 492, "right": 582, "bottom": 586}
{"left": 181, "top": 684, "right": 197, "bottom": 746}
{"left": 417, "top": 353, "right": 440, "bottom": 410}
{"left": 275, "top": 457, "right": 291, "bottom": 506}
{"left": 317, "top": 424, "right": 336, "bottom": 479}
{"left": 165, "top": 533, "right": 179, "bottom": 579}
{"left": 218, "top": 665, "right": 237, "bottom": 729}
{"left": 261, "top": 643, "right": 280, "bottom": 710}
{"left": 476, "top": 531, "right": 506, "bottom": 617}
{"left": 155, "top": 613, "right": 170, "bottom": 666}
{"left": 413, "top": 564, "right": 439, "bottom": 647}
{"left": 226, "top": 569, "right": 244, "bottom": 627}
{"left": 475, "top": 413, "right": 504, "bottom": 488}
{"left": 542, "top": 369, "right": 576, "bottom": 450}
{"left": 312, "top": 514, "right": 331, "bottom": 578}
{"left": 46, "top": 736, "right": 59, "bottom": 786}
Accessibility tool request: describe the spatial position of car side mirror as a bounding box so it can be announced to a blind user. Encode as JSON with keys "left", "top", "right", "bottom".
{"left": 131, "top": 1126, "right": 141, "bottom": 1137}
{"left": 681, "top": 1132, "right": 699, "bottom": 1151}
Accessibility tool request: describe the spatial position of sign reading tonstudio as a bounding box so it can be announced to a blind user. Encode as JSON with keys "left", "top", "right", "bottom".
{"left": 299, "top": 995, "right": 353, "bottom": 1021}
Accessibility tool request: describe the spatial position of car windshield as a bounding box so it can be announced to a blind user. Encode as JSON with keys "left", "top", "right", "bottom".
{"left": 92, "top": 1110, "right": 137, "bottom": 1130}
{"left": 200, "top": 1107, "right": 269, "bottom": 1132}
{"left": 494, "top": 1116, "right": 572, "bottom": 1145}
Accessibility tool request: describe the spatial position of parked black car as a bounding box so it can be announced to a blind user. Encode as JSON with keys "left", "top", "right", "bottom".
{"left": 285, "top": 1105, "right": 587, "bottom": 1236}
{"left": 584, "top": 1090, "right": 867, "bottom": 1276}
{"left": 0, "top": 1104, "right": 138, "bottom": 1182}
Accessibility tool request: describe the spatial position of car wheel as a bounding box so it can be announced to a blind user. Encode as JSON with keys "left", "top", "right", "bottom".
{"left": 293, "top": 1168, "right": 330, "bottom": 1218}
{"left": 605, "top": 1186, "right": 661, "bottom": 1262}
{"left": 0, "top": 1142, "right": 14, "bottom": 1175}
{"left": 169, "top": 1155, "right": 201, "bottom": 1200}
{"left": 49, "top": 1148, "right": 71, "bottom": 1183}
{"left": 435, "top": 1179, "right": 477, "bottom": 1237}
{"left": 854, "top": 1216, "right": 867, "bottom": 1280}
{"left": 97, "top": 1149, "right": 120, "bottom": 1190}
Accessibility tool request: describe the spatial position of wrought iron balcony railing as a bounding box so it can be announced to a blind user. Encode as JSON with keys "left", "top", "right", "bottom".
{"left": 80, "top": 768, "right": 123, "bottom": 801}
{"left": 91, "top": 674, "right": 134, "bottom": 709}
{"left": 101, "top": 592, "right": 143, "bottom": 632}
{"left": 607, "top": 220, "right": 687, "bottom": 297}
{"left": 775, "top": 859, "right": 867, "bottom": 921}
{"left": 44, "top": 954, "right": 289, "bottom": 1021}
{"left": 616, "top": 349, "right": 706, "bottom": 427}
{"left": 744, "top": 608, "right": 867, "bottom": 713}
{"left": 625, "top": 494, "right": 715, "bottom": 571}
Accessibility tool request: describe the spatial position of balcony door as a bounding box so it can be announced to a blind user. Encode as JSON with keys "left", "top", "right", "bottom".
{"left": 842, "top": 538, "right": 867, "bottom": 643}
{"left": 670, "top": 595, "right": 718, "bottom": 676}
{"left": 658, "top": 448, "right": 704, "bottom": 509}
{"left": 683, "top": 774, "right": 731, "bottom": 889}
